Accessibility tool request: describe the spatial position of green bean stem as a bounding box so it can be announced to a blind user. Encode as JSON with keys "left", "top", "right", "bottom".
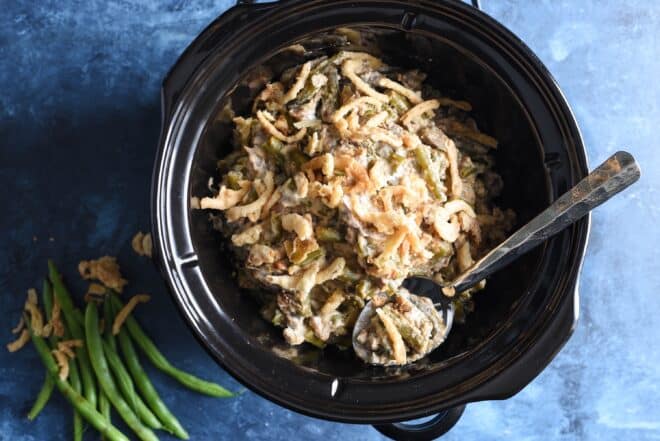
{"left": 28, "top": 326, "right": 129, "bottom": 441}
{"left": 102, "top": 340, "right": 162, "bottom": 430}
{"left": 48, "top": 260, "right": 97, "bottom": 409}
{"left": 110, "top": 295, "right": 232, "bottom": 398}
{"left": 84, "top": 303, "right": 159, "bottom": 441}
{"left": 116, "top": 322, "right": 189, "bottom": 439}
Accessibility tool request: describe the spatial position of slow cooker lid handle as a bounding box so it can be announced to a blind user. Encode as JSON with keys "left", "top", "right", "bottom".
{"left": 372, "top": 405, "right": 466, "bottom": 440}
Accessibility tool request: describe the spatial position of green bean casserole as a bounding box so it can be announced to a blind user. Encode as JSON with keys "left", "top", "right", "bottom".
{"left": 200, "top": 51, "right": 515, "bottom": 365}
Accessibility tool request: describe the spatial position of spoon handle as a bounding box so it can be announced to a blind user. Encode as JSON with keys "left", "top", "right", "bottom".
{"left": 452, "top": 151, "right": 641, "bottom": 293}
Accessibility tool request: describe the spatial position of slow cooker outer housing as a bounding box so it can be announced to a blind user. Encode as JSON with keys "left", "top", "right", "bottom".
{"left": 152, "top": 0, "right": 590, "bottom": 424}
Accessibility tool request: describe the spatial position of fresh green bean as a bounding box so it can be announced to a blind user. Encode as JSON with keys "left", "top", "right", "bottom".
{"left": 102, "top": 340, "right": 162, "bottom": 430}
{"left": 84, "top": 302, "right": 159, "bottom": 441}
{"left": 48, "top": 260, "right": 97, "bottom": 409}
{"left": 27, "top": 282, "right": 56, "bottom": 421}
{"left": 99, "top": 390, "right": 111, "bottom": 428}
{"left": 101, "top": 339, "right": 136, "bottom": 408}
{"left": 28, "top": 326, "right": 129, "bottom": 441}
{"left": 116, "top": 324, "right": 189, "bottom": 439}
{"left": 109, "top": 295, "right": 233, "bottom": 398}
{"left": 42, "top": 279, "right": 84, "bottom": 441}
{"left": 27, "top": 373, "right": 54, "bottom": 421}
{"left": 103, "top": 301, "right": 118, "bottom": 351}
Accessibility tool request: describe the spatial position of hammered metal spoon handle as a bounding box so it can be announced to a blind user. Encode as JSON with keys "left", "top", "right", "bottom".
{"left": 449, "top": 151, "right": 641, "bottom": 293}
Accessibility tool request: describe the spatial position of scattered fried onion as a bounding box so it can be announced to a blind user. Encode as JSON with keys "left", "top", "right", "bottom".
{"left": 131, "top": 231, "right": 153, "bottom": 258}
{"left": 52, "top": 349, "right": 70, "bottom": 381}
{"left": 6, "top": 329, "right": 30, "bottom": 353}
{"left": 79, "top": 256, "right": 128, "bottom": 293}
{"left": 24, "top": 289, "right": 45, "bottom": 337}
{"left": 50, "top": 296, "right": 64, "bottom": 337}
{"left": 57, "top": 339, "right": 83, "bottom": 359}
{"left": 11, "top": 317, "right": 25, "bottom": 334}
{"left": 84, "top": 282, "right": 107, "bottom": 303}
{"left": 112, "top": 294, "right": 151, "bottom": 335}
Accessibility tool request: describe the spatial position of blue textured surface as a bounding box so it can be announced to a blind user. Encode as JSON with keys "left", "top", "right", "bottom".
{"left": 1, "top": 1, "right": 659, "bottom": 440}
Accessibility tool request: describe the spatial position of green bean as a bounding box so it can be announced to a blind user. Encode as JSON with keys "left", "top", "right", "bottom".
{"left": 414, "top": 146, "right": 444, "bottom": 200}
{"left": 100, "top": 389, "right": 111, "bottom": 424}
{"left": 101, "top": 339, "right": 136, "bottom": 408}
{"left": 389, "top": 92, "right": 411, "bottom": 114}
{"left": 103, "top": 301, "right": 118, "bottom": 351}
{"left": 289, "top": 149, "right": 310, "bottom": 169}
{"left": 109, "top": 295, "right": 232, "bottom": 398}
{"left": 27, "top": 282, "right": 56, "bottom": 421}
{"left": 28, "top": 325, "right": 129, "bottom": 441}
{"left": 102, "top": 340, "right": 162, "bottom": 430}
{"left": 316, "top": 226, "right": 341, "bottom": 242}
{"left": 380, "top": 305, "right": 426, "bottom": 352}
{"left": 388, "top": 153, "right": 407, "bottom": 171}
{"left": 298, "top": 248, "right": 325, "bottom": 267}
{"left": 48, "top": 260, "right": 97, "bottom": 409}
{"left": 27, "top": 373, "right": 54, "bottom": 421}
{"left": 103, "top": 299, "right": 147, "bottom": 424}
{"left": 84, "top": 302, "right": 159, "bottom": 441}
{"left": 116, "top": 323, "right": 189, "bottom": 439}
{"left": 262, "top": 136, "right": 285, "bottom": 166}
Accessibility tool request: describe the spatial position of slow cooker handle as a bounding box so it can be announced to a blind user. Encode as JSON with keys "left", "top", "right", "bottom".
{"left": 372, "top": 405, "right": 466, "bottom": 440}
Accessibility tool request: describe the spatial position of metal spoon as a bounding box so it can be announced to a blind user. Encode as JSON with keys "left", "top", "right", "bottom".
{"left": 353, "top": 151, "right": 641, "bottom": 364}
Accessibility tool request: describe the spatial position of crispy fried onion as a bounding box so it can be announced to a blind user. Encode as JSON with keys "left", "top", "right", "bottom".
{"left": 331, "top": 96, "right": 383, "bottom": 123}
{"left": 378, "top": 77, "right": 422, "bottom": 104}
{"left": 427, "top": 199, "right": 476, "bottom": 242}
{"left": 282, "top": 61, "right": 312, "bottom": 103}
{"left": 225, "top": 171, "right": 275, "bottom": 223}
{"left": 50, "top": 296, "right": 65, "bottom": 338}
{"left": 131, "top": 231, "right": 153, "bottom": 258}
{"left": 281, "top": 213, "right": 313, "bottom": 240}
{"left": 79, "top": 256, "right": 128, "bottom": 293}
{"left": 341, "top": 59, "right": 389, "bottom": 103}
{"left": 6, "top": 329, "right": 30, "bottom": 353}
{"left": 376, "top": 307, "right": 406, "bottom": 364}
{"left": 52, "top": 340, "right": 83, "bottom": 380}
{"left": 24, "top": 289, "right": 45, "bottom": 337}
{"left": 112, "top": 294, "right": 150, "bottom": 335}
{"left": 200, "top": 181, "right": 250, "bottom": 210}
{"left": 401, "top": 99, "right": 440, "bottom": 128}
{"left": 231, "top": 223, "right": 263, "bottom": 247}
{"left": 256, "top": 110, "right": 307, "bottom": 143}
{"left": 265, "top": 257, "right": 345, "bottom": 296}
{"left": 302, "top": 153, "right": 334, "bottom": 177}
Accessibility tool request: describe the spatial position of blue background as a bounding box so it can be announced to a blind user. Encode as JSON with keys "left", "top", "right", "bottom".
{"left": 1, "top": 1, "right": 659, "bottom": 440}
